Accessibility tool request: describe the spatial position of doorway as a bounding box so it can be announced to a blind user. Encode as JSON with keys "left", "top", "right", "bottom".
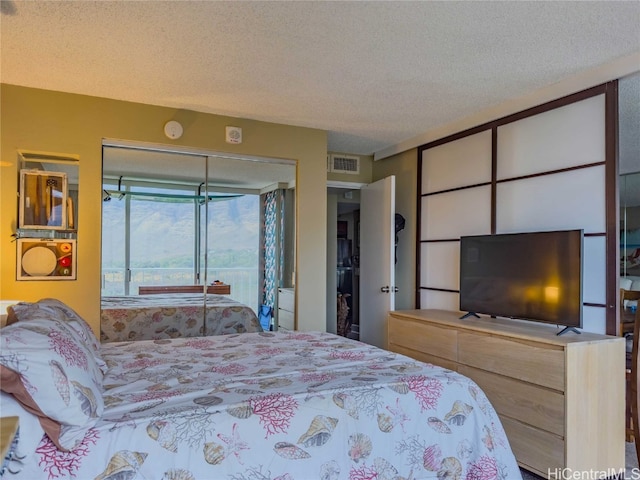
{"left": 327, "top": 176, "right": 397, "bottom": 348}
{"left": 337, "top": 202, "right": 360, "bottom": 339}
{"left": 327, "top": 185, "right": 362, "bottom": 338}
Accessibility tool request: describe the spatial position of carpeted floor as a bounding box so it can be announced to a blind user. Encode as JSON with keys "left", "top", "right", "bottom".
{"left": 519, "top": 441, "right": 638, "bottom": 479}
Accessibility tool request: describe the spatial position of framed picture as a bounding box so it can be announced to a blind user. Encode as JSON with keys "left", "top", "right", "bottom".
{"left": 17, "top": 238, "right": 76, "bottom": 281}
{"left": 19, "top": 170, "right": 68, "bottom": 230}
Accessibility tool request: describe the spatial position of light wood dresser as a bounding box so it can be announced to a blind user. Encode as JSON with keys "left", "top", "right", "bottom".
{"left": 387, "top": 309, "right": 625, "bottom": 478}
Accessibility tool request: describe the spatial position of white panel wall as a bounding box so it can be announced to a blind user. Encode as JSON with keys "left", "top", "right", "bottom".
{"left": 420, "top": 290, "right": 459, "bottom": 312}
{"left": 419, "top": 93, "right": 608, "bottom": 334}
{"left": 495, "top": 166, "right": 606, "bottom": 234}
{"left": 421, "top": 186, "right": 492, "bottom": 240}
{"left": 584, "top": 236, "right": 607, "bottom": 306}
{"left": 496, "top": 95, "right": 605, "bottom": 179}
{"left": 422, "top": 130, "right": 492, "bottom": 193}
{"left": 421, "top": 242, "right": 459, "bottom": 290}
{"left": 582, "top": 305, "right": 607, "bottom": 335}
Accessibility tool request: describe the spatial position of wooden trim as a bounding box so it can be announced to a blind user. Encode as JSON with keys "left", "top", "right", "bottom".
{"left": 495, "top": 161, "right": 605, "bottom": 185}
{"left": 415, "top": 150, "right": 423, "bottom": 308}
{"left": 420, "top": 238, "right": 460, "bottom": 243}
{"left": 491, "top": 127, "right": 497, "bottom": 234}
{"left": 419, "top": 286, "right": 459, "bottom": 293}
{"left": 605, "top": 80, "right": 620, "bottom": 336}
{"left": 138, "top": 284, "right": 231, "bottom": 295}
{"left": 421, "top": 182, "right": 491, "bottom": 197}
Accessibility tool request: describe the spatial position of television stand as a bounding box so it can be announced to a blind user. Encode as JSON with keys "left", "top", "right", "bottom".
{"left": 556, "top": 325, "right": 581, "bottom": 336}
{"left": 459, "top": 311, "right": 480, "bottom": 319}
{"left": 387, "top": 309, "right": 624, "bottom": 478}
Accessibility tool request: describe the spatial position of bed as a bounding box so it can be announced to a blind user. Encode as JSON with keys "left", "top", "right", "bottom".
{"left": 100, "top": 293, "right": 262, "bottom": 342}
{"left": 0, "top": 298, "right": 521, "bottom": 480}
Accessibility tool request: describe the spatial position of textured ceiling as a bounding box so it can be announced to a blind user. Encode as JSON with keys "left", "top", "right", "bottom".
{"left": 1, "top": 1, "right": 640, "bottom": 156}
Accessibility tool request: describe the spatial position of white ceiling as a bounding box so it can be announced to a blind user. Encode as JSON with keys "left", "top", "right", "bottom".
{"left": 1, "top": 1, "right": 639, "bottom": 156}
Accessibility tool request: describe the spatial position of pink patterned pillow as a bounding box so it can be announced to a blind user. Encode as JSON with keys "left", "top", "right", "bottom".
{"left": 7, "top": 299, "right": 107, "bottom": 374}
{"left": 0, "top": 318, "right": 104, "bottom": 451}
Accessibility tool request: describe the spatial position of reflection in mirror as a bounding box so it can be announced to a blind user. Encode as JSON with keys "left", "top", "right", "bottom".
{"left": 621, "top": 172, "right": 640, "bottom": 277}
{"left": 619, "top": 72, "right": 640, "bottom": 279}
{"left": 100, "top": 144, "right": 296, "bottom": 342}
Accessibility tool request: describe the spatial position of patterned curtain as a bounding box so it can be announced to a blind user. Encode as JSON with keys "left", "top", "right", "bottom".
{"left": 260, "top": 190, "right": 284, "bottom": 308}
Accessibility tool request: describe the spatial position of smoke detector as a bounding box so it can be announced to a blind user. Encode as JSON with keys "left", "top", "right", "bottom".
{"left": 164, "top": 120, "right": 183, "bottom": 140}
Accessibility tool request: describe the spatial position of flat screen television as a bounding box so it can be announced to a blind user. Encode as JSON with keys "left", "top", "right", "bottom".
{"left": 459, "top": 229, "right": 583, "bottom": 335}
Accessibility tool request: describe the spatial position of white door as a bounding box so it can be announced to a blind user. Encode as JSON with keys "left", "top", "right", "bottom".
{"left": 359, "top": 176, "right": 395, "bottom": 348}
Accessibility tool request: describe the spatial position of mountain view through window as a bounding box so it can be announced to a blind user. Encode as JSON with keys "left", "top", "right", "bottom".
{"left": 101, "top": 187, "right": 259, "bottom": 312}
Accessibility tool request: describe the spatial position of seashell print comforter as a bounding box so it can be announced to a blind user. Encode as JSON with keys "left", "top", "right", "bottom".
{"left": 100, "top": 293, "right": 262, "bottom": 342}
{"left": 16, "top": 331, "right": 522, "bottom": 479}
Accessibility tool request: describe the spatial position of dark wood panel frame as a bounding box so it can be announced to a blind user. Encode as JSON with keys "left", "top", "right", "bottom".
{"left": 416, "top": 82, "right": 619, "bottom": 335}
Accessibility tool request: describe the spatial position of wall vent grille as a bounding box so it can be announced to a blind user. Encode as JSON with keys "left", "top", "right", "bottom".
{"left": 328, "top": 154, "right": 360, "bottom": 174}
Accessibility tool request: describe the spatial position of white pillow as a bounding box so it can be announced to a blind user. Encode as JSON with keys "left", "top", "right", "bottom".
{"left": 0, "top": 318, "right": 104, "bottom": 451}
{"left": 0, "top": 392, "right": 45, "bottom": 457}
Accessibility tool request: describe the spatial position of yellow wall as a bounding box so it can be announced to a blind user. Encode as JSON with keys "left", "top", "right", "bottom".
{"left": 0, "top": 84, "right": 328, "bottom": 333}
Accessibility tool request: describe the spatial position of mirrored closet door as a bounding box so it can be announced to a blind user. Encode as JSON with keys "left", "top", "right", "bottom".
{"left": 100, "top": 143, "right": 295, "bottom": 342}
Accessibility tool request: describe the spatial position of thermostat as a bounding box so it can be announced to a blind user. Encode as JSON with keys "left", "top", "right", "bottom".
{"left": 225, "top": 126, "right": 242, "bottom": 144}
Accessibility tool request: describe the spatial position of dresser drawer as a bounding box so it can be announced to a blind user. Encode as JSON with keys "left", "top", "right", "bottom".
{"left": 388, "top": 315, "right": 457, "bottom": 362}
{"left": 501, "top": 415, "right": 564, "bottom": 476}
{"left": 390, "top": 344, "right": 459, "bottom": 372}
{"left": 459, "top": 365, "right": 565, "bottom": 437}
{"left": 458, "top": 333, "right": 565, "bottom": 391}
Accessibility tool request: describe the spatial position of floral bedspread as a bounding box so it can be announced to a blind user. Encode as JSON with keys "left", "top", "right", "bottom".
{"left": 100, "top": 293, "right": 261, "bottom": 342}
{"left": 19, "top": 331, "right": 521, "bottom": 480}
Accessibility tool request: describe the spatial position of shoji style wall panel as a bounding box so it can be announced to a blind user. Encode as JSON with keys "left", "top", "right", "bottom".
{"left": 421, "top": 186, "right": 492, "bottom": 240}
{"left": 419, "top": 289, "right": 458, "bottom": 312}
{"left": 496, "top": 95, "right": 605, "bottom": 178}
{"left": 421, "top": 242, "right": 459, "bottom": 290}
{"left": 419, "top": 130, "right": 492, "bottom": 311}
{"left": 583, "top": 236, "right": 607, "bottom": 305}
{"left": 495, "top": 166, "right": 606, "bottom": 234}
{"left": 422, "top": 131, "right": 492, "bottom": 193}
{"left": 495, "top": 94, "right": 607, "bottom": 333}
{"left": 417, "top": 85, "right": 616, "bottom": 334}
